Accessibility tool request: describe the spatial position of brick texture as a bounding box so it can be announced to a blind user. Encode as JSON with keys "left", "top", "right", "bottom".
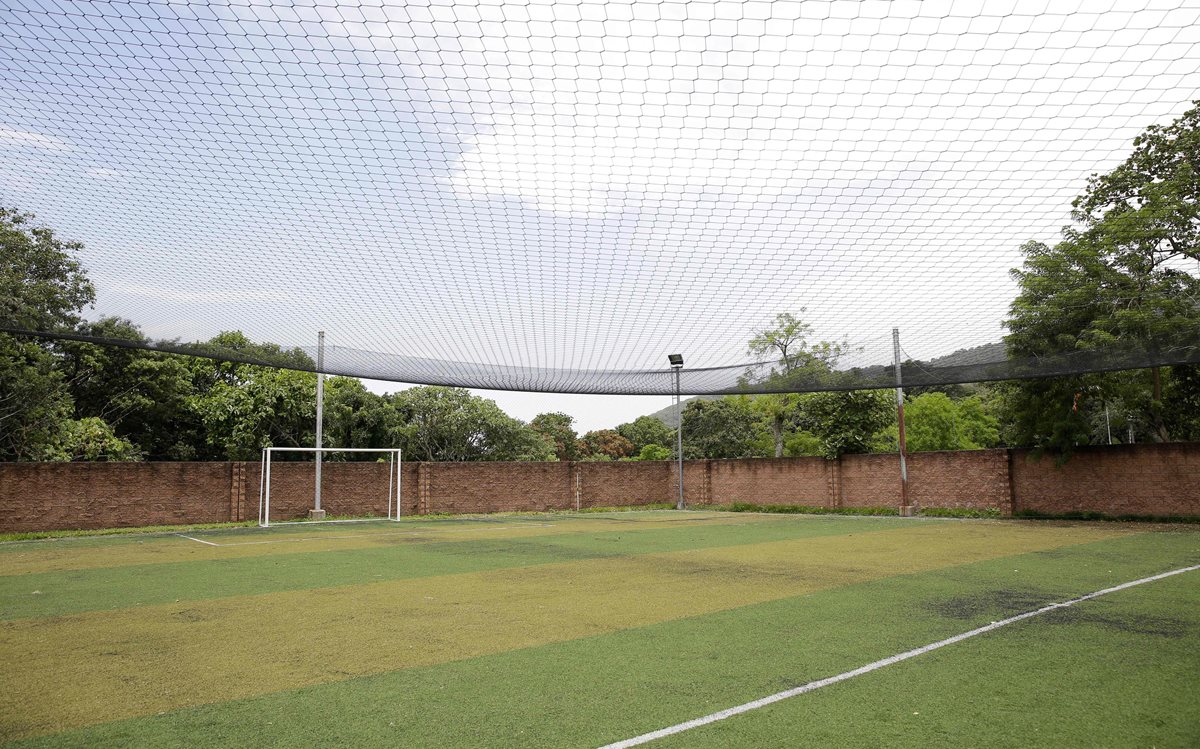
{"left": 1, "top": 444, "right": 1197, "bottom": 532}
{"left": 1012, "top": 443, "right": 1200, "bottom": 517}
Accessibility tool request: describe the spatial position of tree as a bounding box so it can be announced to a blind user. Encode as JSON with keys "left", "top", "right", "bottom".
{"left": 530, "top": 412, "right": 579, "bottom": 461}
{"left": 190, "top": 367, "right": 317, "bottom": 460}
{"left": 56, "top": 318, "right": 195, "bottom": 459}
{"left": 681, "top": 397, "right": 761, "bottom": 459}
{"left": 45, "top": 417, "right": 142, "bottom": 462}
{"left": 633, "top": 444, "right": 672, "bottom": 461}
{"left": 0, "top": 208, "right": 96, "bottom": 460}
{"left": 796, "top": 390, "right": 893, "bottom": 459}
{"left": 392, "top": 387, "right": 551, "bottom": 462}
{"left": 878, "top": 393, "right": 999, "bottom": 452}
{"left": 1004, "top": 101, "right": 1200, "bottom": 452}
{"left": 616, "top": 415, "right": 674, "bottom": 453}
{"left": 579, "top": 429, "right": 635, "bottom": 461}
{"left": 0, "top": 207, "right": 94, "bottom": 332}
{"left": 745, "top": 312, "right": 852, "bottom": 456}
{"left": 0, "top": 334, "right": 73, "bottom": 460}
{"left": 322, "top": 377, "right": 396, "bottom": 455}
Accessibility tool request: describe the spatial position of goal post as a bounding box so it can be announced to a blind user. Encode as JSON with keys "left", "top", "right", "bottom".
{"left": 259, "top": 447, "right": 402, "bottom": 527}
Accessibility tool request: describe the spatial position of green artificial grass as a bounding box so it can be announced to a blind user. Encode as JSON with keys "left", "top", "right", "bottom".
{"left": 7, "top": 528, "right": 1197, "bottom": 748}
{"left": 0, "top": 515, "right": 915, "bottom": 620}
{"left": 0, "top": 521, "right": 258, "bottom": 543}
{"left": 711, "top": 502, "right": 900, "bottom": 516}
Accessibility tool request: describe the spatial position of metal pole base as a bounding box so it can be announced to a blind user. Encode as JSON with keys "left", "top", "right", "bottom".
{"left": 308, "top": 509, "right": 327, "bottom": 520}
{"left": 899, "top": 505, "right": 917, "bottom": 517}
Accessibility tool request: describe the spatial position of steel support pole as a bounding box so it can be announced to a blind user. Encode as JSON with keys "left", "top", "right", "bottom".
{"left": 315, "top": 331, "right": 325, "bottom": 513}
{"left": 675, "top": 366, "right": 684, "bottom": 510}
{"left": 892, "top": 328, "right": 911, "bottom": 515}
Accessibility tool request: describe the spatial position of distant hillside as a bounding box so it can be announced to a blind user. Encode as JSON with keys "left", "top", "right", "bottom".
{"left": 924, "top": 341, "right": 1007, "bottom": 367}
{"left": 646, "top": 395, "right": 721, "bottom": 428}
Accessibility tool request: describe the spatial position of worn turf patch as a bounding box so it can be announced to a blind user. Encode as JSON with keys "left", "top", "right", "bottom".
{"left": 0, "top": 521, "right": 1129, "bottom": 739}
{"left": 5, "top": 529, "right": 1195, "bottom": 748}
{"left": 0, "top": 514, "right": 914, "bottom": 619}
{"left": 0, "top": 512, "right": 780, "bottom": 576}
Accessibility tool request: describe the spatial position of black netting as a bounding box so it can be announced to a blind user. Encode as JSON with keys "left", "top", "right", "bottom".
{"left": 2, "top": 1, "right": 1199, "bottom": 394}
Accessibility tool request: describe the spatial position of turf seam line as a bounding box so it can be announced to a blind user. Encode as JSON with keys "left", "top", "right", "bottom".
{"left": 598, "top": 563, "right": 1200, "bottom": 749}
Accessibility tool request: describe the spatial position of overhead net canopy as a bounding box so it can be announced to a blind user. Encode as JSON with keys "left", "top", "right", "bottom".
{"left": 2, "top": 0, "right": 1199, "bottom": 395}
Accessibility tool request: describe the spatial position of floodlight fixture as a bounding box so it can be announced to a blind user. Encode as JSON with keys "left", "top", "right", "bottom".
{"left": 668, "top": 353, "right": 685, "bottom": 510}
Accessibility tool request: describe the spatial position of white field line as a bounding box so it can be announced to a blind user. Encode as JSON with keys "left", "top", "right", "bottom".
{"left": 175, "top": 534, "right": 220, "bottom": 546}
{"left": 175, "top": 522, "right": 553, "bottom": 547}
{"left": 599, "top": 563, "right": 1200, "bottom": 749}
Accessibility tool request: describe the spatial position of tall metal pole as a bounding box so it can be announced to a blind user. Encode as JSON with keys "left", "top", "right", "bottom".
{"left": 892, "top": 328, "right": 911, "bottom": 515}
{"left": 315, "top": 330, "right": 325, "bottom": 514}
{"left": 675, "top": 366, "right": 684, "bottom": 510}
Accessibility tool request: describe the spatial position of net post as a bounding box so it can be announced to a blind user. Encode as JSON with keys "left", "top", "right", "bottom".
{"left": 387, "top": 451, "right": 394, "bottom": 520}
{"left": 313, "top": 330, "right": 325, "bottom": 519}
{"left": 395, "top": 449, "right": 403, "bottom": 520}
{"left": 893, "top": 328, "right": 913, "bottom": 517}
{"left": 258, "top": 448, "right": 266, "bottom": 526}
{"left": 263, "top": 447, "right": 273, "bottom": 528}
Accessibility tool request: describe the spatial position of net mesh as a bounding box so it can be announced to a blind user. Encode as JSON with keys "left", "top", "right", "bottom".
{"left": 2, "top": 0, "right": 1199, "bottom": 394}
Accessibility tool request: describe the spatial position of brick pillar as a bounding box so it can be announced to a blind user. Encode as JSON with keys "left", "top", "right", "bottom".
{"left": 229, "top": 462, "right": 247, "bottom": 522}
{"left": 827, "top": 458, "right": 842, "bottom": 508}
{"left": 417, "top": 462, "right": 432, "bottom": 515}
{"left": 1004, "top": 449, "right": 1017, "bottom": 517}
{"left": 702, "top": 459, "right": 713, "bottom": 505}
{"left": 571, "top": 462, "right": 582, "bottom": 510}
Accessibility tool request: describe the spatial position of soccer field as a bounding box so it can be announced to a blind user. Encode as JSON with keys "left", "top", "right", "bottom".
{"left": 1, "top": 511, "right": 1197, "bottom": 747}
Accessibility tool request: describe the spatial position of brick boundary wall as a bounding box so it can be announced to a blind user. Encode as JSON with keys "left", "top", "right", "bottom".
{"left": 1, "top": 443, "right": 1197, "bottom": 532}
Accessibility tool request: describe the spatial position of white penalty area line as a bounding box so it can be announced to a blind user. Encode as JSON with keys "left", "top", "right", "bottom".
{"left": 175, "top": 522, "right": 553, "bottom": 547}
{"left": 599, "top": 563, "right": 1200, "bottom": 749}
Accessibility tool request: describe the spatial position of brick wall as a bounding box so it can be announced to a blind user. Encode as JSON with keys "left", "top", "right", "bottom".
{"left": 578, "top": 461, "right": 670, "bottom": 509}
{"left": 0, "top": 462, "right": 233, "bottom": 532}
{"left": 707, "top": 458, "right": 834, "bottom": 507}
{"left": 1, "top": 444, "right": 1197, "bottom": 532}
{"left": 1012, "top": 443, "right": 1200, "bottom": 517}
{"left": 909, "top": 450, "right": 1013, "bottom": 512}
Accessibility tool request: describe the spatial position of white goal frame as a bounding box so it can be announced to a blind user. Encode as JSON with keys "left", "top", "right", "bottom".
{"left": 258, "top": 447, "right": 402, "bottom": 528}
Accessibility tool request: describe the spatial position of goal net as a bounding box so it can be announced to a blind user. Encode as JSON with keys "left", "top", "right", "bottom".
{"left": 258, "top": 447, "right": 402, "bottom": 527}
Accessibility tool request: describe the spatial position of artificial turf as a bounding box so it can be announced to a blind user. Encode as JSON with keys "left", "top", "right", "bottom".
{"left": 1, "top": 512, "right": 1196, "bottom": 747}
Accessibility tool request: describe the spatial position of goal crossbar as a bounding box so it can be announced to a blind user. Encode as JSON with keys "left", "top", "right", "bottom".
{"left": 259, "top": 447, "right": 402, "bottom": 527}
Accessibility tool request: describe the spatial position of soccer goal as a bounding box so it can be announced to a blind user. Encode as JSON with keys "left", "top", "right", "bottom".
{"left": 258, "top": 447, "right": 402, "bottom": 527}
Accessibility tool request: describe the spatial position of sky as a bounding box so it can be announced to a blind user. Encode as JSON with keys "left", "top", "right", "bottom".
{"left": 2, "top": 0, "right": 1199, "bottom": 422}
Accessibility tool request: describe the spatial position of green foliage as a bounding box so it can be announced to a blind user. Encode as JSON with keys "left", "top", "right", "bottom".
{"left": 530, "top": 412, "right": 579, "bottom": 461}
{"left": 879, "top": 393, "right": 1000, "bottom": 452}
{"left": 0, "top": 207, "right": 95, "bottom": 331}
{"left": 45, "top": 417, "right": 143, "bottom": 462}
{"left": 323, "top": 377, "right": 396, "bottom": 454}
{"left": 682, "top": 396, "right": 761, "bottom": 459}
{"left": 578, "top": 429, "right": 634, "bottom": 461}
{"left": 796, "top": 390, "right": 894, "bottom": 459}
{"left": 191, "top": 366, "right": 317, "bottom": 460}
{"left": 0, "top": 333, "right": 74, "bottom": 460}
{"left": 918, "top": 507, "right": 1002, "bottom": 519}
{"left": 615, "top": 415, "right": 674, "bottom": 453}
{"left": 394, "top": 387, "right": 551, "bottom": 462}
{"left": 715, "top": 502, "right": 900, "bottom": 516}
{"left": 1004, "top": 101, "right": 1200, "bottom": 452}
{"left": 632, "top": 443, "right": 672, "bottom": 461}
{"left": 56, "top": 318, "right": 196, "bottom": 459}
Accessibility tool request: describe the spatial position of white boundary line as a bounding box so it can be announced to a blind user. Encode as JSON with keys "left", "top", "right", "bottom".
{"left": 174, "top": 522, "right": 553, "bottom": 547}
{"left": 599, "top": 563, "right": 1200, "bottom": 749}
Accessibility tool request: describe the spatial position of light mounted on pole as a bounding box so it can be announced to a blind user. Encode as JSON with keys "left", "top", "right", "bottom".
{"left": 668, "top": 354, "right": 684, "bottom": 510}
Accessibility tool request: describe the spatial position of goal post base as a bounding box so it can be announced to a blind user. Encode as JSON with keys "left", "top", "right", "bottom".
{"left": 307, "top": 509, "right": 327, "bottom": 520}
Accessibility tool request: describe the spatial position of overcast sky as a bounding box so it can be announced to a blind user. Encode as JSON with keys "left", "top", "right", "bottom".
{"left": 2, "top": 0, "right": 1199, "bottom": 428}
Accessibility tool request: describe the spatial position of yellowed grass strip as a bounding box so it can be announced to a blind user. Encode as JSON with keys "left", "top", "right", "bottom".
{"left": 0, "top": 513, "right": 762, "bottom": 577}
{"left": 0, "top": 522, "right": 1129, "bottom": 740}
